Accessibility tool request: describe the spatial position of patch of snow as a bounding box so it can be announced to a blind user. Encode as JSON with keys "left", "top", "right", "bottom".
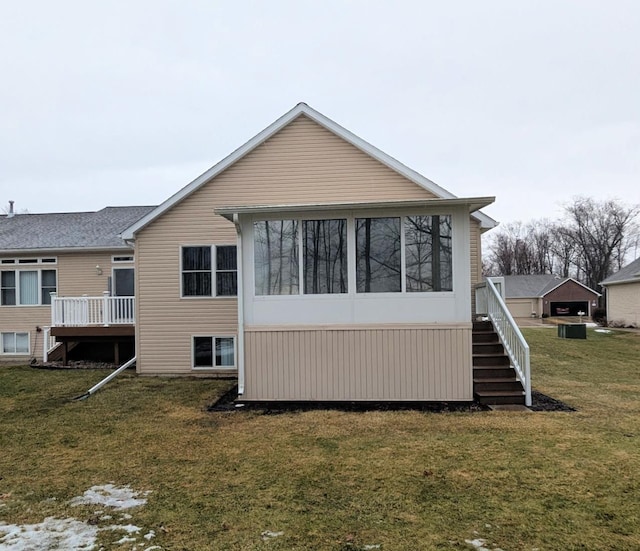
{"left": 363, "top": 545, "right": 381, "bottom": 550}
{"left": 120, "top": 513, "right": 133, "bottom": 520}
{"left": 105, "top": 524, "right": 141, "bottom": 534}
{"left": 114, "top": 535, "right": 137, "bottom": 545}
{"left": 144, "top": 530, "right": 156, "bottom": 540}
{"left": 594, "top": 329, "right": 612, "bottom": 333}
{"left": 465, "top": 539, "right": 490, "bottom": 551}
{"left": 70, "top": 485, "right": 149, "bottom": 510}
{"left": 0, "top": 516, "right": 99, "bottom": 550}
{"left": 143, "top": 547, "right": 162, "bottom": 551}
{"left": 261, "top": 530, "right": 284, "bottom": 540}
{"left": 99, "top": 515, "right": 112, "bottom": 520}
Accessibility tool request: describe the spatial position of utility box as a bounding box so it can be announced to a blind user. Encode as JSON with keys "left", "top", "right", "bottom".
{"left": 558, "top": 323, "right": 587, "bottom": 339}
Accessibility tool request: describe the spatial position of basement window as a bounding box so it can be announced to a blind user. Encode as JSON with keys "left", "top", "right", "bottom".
{"left": 192, "top": 336, "right": 236, "bottom": 369}
{"left": 1, "top": 332, "right": 29, "bottom": 354}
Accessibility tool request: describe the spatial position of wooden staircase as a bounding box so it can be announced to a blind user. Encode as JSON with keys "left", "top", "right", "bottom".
{"left": 472, "top": 320, "right": 525, "bottom": 405}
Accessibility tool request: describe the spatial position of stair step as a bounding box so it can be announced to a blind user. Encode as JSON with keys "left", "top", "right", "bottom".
{"left": 473, "top": 354, "right": 510, "bottom": 367}
{"left": 473, "top": 366, "right": 516, "bottom": 378}
{"left": 474, "top": 390, "right": 526, "bottom": 405}
{"left": 473, "top": 321, "right": 493, "bottom": 331}
{"left": 473, "top": 343, "right": 504, "bottom": 354}
{"left": 472, "top": 332, "right": 500, "bottom": 343}
{"left": 473, "top": 379, "right": 523, "bottom": 392}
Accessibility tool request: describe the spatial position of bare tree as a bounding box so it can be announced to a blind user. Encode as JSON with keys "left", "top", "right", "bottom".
{"left": 561, "top": 197, "right": 639, "bottom": 292}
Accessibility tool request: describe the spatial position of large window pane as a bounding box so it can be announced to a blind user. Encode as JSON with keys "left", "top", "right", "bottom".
{"left": 182, "top": 247, "right": 212, "bottom": 296}
{"left": 41, "top": 270, "right": 57, "bottom": 304}
{"left": 19, "top": 271, "right": 38, "bottom": 305}
{"left": 15, "top": 333, "right": 29, "bottom": 354}
{"left": 254, "top": 220, "right": 299, "bottom": 295}
{"left": 405, "top": 215, "right": 453, "bottom": 292}
{"left": 1, "top": 271, "right": 16, "bottom": 305}
{"left": 2, "top": 333, "right": 15, "bottom": 353}
{"left": 216, "top": 246, "right": 237, "bottom": 296}
{"left": 193, "top": 336, "right": 213, "bottom": 367}
{"left": 356, "top": 217, "right": 401, "bottom": 293}
{"left": 303, "top": 219, "right": 347, "bottom": 294}
{"left": 216, "top": 337, "right": 235, "bottom": 367}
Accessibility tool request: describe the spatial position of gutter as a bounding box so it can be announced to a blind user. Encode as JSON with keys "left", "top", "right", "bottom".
{"left": 233, "top": 214, "right": 245, "bottom": 396}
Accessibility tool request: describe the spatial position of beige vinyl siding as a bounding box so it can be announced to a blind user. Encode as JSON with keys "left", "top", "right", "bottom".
{"left": 0, "top": 250, "right": 126, "bottom": 361}
{"left": 469, "top": 218, "right": 482, "bottom": 315}
{"left": 202, "top": 115, "right": 438, "bottom": 206}
{"left": 135, "top": 114, "right": 441, "bottom": 374}
{"left": 135, "top": 216, "right": 238, "bottom": 374}
{"left": 243, "top": 325, "right": 473, "bottom": 401}
{"left": 607, "top": 282, "right": 640, "bottom": 326}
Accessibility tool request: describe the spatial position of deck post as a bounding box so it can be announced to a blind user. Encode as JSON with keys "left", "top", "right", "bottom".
{"left": 103, "top": 291, "right": 110, "bottom": 327}
{"left": 50, "top": 292, "right": 57, "bottom": 327}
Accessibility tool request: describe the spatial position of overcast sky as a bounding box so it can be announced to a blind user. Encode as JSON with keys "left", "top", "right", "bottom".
{"left": 1, "top": 1, "right": 638, "bottom": 227}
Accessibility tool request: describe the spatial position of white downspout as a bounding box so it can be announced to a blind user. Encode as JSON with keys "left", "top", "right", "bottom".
{"left": 233, "top": 213, "right": 245, "bottom": 396}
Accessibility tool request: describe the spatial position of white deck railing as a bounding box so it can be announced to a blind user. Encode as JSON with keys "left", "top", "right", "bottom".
{"left": 42, "top": 326, "right": 57, "bottom": 362}
{"left": 475, "top": 279, "right": 532, "bottom": 406}
{"left": 51, "top": 292, "right": 135, "bottom": 327}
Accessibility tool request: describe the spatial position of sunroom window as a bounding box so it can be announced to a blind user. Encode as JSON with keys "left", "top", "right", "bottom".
{"left": 356, "top": 217, "right": 401, "bottom": 293}
{"left": 405, "top": 215, "right": 453, "bottom": 292}
{"left": 254, "top": 220, "right": 299, "bottom": 295}
{"left": 303, "top": 219, "right": 347, "bottom": 294}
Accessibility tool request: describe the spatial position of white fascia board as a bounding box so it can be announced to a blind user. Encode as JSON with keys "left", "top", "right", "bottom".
{"left": 215, "top": 196, "right": 495, "bottom": 221}
{"left": 600, "top": 277, "right": 640, "bottom": 287}
{"left": 121, "top": 102, "right": 497, "bottom": 239}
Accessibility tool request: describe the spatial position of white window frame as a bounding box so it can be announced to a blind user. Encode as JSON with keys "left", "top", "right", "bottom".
{"left": 252, "top": 212, "right": 455, "bottom": 297}
{"left": 180, "top": 245, "right": 237, "bottom": 299}
{"left": 1, "top": 331, "right": 30, "bottom": 355}
{"left": 191, "top": 335, "right": 237, "bottom": 369}
{"left": 112, "top": 255, "right": 134, "bottom": 263}
{"left": 0, "top": 257, "right": 57, "bottom": 265}
{"left": 0, "top": 268, "right": 58, "bottom": 307}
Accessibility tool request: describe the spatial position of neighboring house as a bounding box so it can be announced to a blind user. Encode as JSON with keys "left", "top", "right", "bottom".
{"left": 0, "top": 206, "right": 154, "bottom": 363}
{"left": 121, "top": 102, "right": 502, "bottom": 402}
{"left": 498, "top": 275, "right": 600, "bottom": 318}
{"left": 600, "top": 258, "right": 640, "bottom": 327}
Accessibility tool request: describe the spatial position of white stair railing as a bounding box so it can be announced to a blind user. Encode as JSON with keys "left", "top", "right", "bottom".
{"left": 476, "top": 279, "right": 531, "bottom": 406}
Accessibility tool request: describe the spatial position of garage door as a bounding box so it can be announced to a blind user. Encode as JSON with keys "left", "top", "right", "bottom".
{"left": 506, "top": 299, "right": 534, "bottom": 318}
{"left": 550, "top": 301, "right": 588, "bottom": 316}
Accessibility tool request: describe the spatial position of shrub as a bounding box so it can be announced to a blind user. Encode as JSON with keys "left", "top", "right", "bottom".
{"left": 592, "top": 308, "right": 607, "bottom": 326}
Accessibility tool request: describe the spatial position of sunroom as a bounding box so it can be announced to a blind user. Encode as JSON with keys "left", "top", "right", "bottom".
{"left": 217, "top": 196, "right": 493, "bottom": 402}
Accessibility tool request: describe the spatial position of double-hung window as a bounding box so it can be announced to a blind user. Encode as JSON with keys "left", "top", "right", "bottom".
{"left": 181, "top": 246, "right": 237, "bottom": 297}
{"left": 1, "top": 332, "right": 29, "bottom": 354}
{"left": 1, "top": 270, "right": 57, "bottom": 306}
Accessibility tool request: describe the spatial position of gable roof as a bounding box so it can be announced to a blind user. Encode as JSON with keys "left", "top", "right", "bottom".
{"left": 502, "top": 274, "right": 600, "bottom": 298}
{"left": 0, "top": 206, "right": 155, "bottom": 254}
{"left": 122, "top": 103, "right": 497, "bottom": 240}
{"left": 600, "top": 257, "right": 640, "bottom": 286}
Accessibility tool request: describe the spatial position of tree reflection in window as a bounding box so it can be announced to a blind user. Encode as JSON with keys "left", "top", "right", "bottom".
{"left": 356, "top": 217, "right": 401, "bottom": 293}
{"left": 254, "top": 220, "right": 299, "bottom": 295}
{"left": 405, "top": 215, "right": 452, "bottom": 291}
{"left": 303, "top": 219, "right": 347, "bottom": 294}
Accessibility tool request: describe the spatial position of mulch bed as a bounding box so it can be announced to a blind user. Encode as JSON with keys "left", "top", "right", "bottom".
{"left": 30, "top": 360, "right": 120, "bottom": 370}
{"left": 209, "top": 386, "right": 576, "bottom": 413}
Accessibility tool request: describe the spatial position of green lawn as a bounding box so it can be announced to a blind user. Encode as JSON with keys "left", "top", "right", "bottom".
{"left": 1, "top": 328, "right": 639, "bottom": 550}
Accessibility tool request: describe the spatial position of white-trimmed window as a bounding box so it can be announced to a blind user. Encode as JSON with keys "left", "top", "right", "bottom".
{"left": 1, "top": 269, "right": 57, "bottom": 306}
{"left": 253, "top": 214, "right": 454, "bottom": 295}
{"left": 181, "top": 246, "right": 237, "bottom": 297}
{"left": 192, "top": 336, "right": 236, "bottom": 368}
{"left": 1, "top": 332, "right": 30, "bottom": 354}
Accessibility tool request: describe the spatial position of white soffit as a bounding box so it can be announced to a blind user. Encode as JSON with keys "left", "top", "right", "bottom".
{"left": 215, "top": 196, "right": 496, "bottom": 221}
